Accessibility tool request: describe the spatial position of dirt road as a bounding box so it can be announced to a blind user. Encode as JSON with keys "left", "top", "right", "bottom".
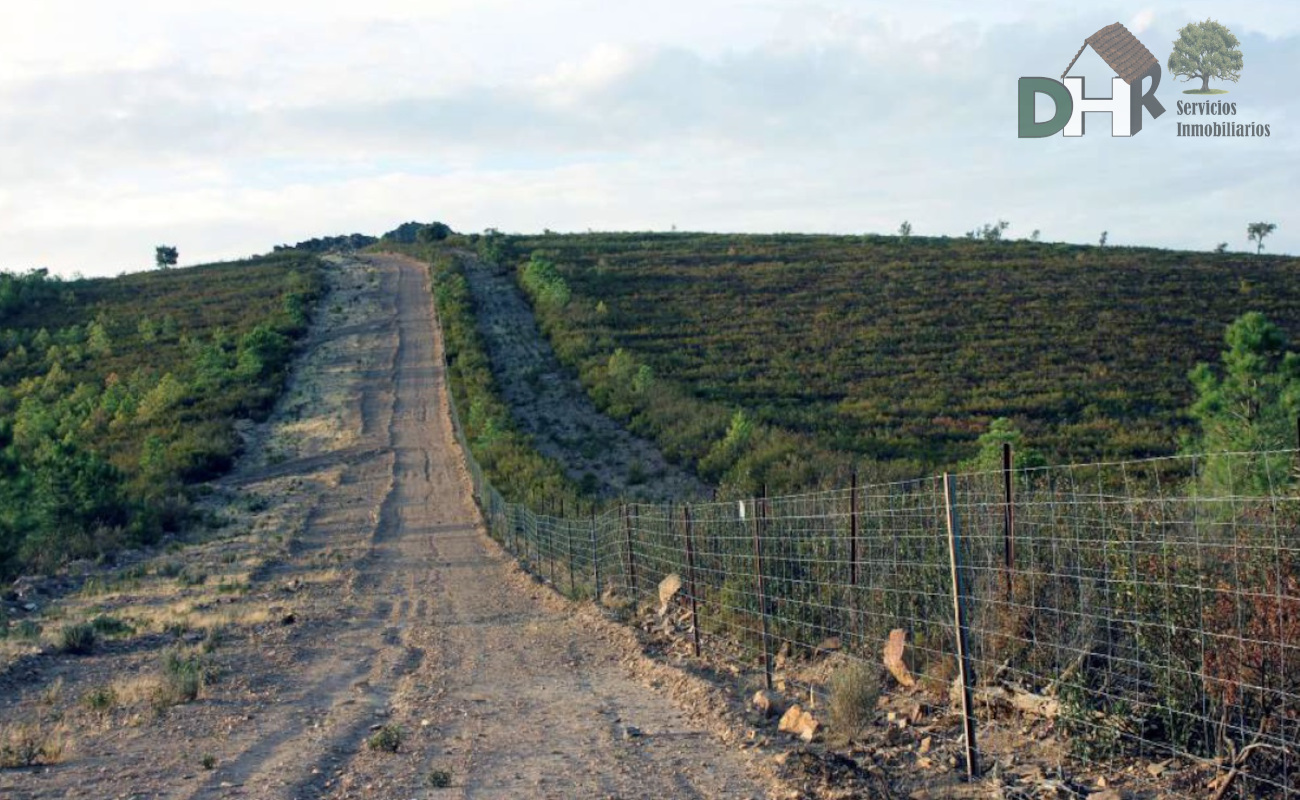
{"left": 0, "top": 253, "right": 769, "bottom": 799}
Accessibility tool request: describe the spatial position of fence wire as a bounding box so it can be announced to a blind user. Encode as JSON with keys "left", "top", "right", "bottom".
{"left": 441, "top": 347, "right": 1298, "bottom": 796}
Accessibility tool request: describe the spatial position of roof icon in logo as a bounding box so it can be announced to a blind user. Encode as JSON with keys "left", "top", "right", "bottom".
{"left": 1061, "top": 23, "right": 1159, "bottom": 84}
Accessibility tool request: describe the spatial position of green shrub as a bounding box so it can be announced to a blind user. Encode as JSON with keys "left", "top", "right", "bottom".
{"left": 89, "top": 615, "right": 133, "bottom": 637}
{"left": 155, "top": 559, "right": 184, "bottom": 578}
{"left": 367, "top": 724, "right": 403, "bottom": 753}
{"left": 58, "top": 622, "right": 96, "bottom": 655}
{"left": 177, "top": 567, "right": 207, "bottom": 587}
{"left": 155, "top": 650, "right": 205, "bottom": 707}
{"left": 427, "top": 768, "right": 453, "bottom": 788}
{"left": 82, "top": 685, "right": 117, "bottom": 714}
{"left": 13, "top": 619, "right": 41, "bottom": 640}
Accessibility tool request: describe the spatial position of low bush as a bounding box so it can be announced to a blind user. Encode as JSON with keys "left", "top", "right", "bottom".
{"left": 827, "top": 660, "right": 881, "bottom": 741}
{"left": 367, "top": 724, "right": 403, "bottom": 753}
{"left": 58, "top": 622, "right": 96, "bottom": 655}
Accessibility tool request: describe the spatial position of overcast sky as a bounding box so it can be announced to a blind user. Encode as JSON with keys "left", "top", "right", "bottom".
{"left": 1, "top": 1, "right": 1296, "bottom": 275}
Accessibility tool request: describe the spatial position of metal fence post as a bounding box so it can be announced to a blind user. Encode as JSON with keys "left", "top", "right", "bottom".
{"left": 944, "top": 473, "right": 979, "bottom": 780}
{"left": 550, "top": 499, "right": 561, "bottom": 587}
{"left": 849, "top": 470, "right": 859, "bottom": 587}
{"left": 567, "top": 515, "right": 576, "bottom": 599}
{"left": 590, "top": 509, "right": 601, "bottom": 602}
{"left": 1003, "top": 443, "right": 1015, "bottom": 597}
{"left": 684, "top": 504, "right": 701, "bottom": 658}
{"left": 754, "top": 486, "right": 772, "bottom": 690}
{"left": 624, "top": 502, "right": 638, "bottom": 599}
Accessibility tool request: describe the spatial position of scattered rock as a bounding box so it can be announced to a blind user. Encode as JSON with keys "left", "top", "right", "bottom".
{"left": 883, "top": 629, "right": 916, "bottom": 688}
{"left": 621, "top": 725, "right": 643, "bottom": 740}
{"left": 1092, "top": 791, "right": 1123, "bottom": 800}
{"left": 752, "top": 689, "right": 781, "bottom": 718}
{"left": 918, "top": 736, "right": 932, "bottom": 755}
{"left": 778, "top": 704, "right": 821, "bottom": 742}
{"left": 1147, "top": 759, "right": 1172, "bottom": 777}
{"left": 281, "top": 613, "right": 297, "bottom": 625}
{"left": 657, "top": 574, "right": 682, "bottom": 616}
{"left": 600, "top": 587, "right": 631, "bottom": 610}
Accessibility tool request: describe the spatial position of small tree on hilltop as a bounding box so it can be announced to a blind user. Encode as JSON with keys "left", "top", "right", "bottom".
{"left": 1168, "top": 19, "right": 1243, "bottom": 92}
{"left": 155, "top": 246, "right": 178, "bottom": 270}
{"left": 1247, "top": 222, "right": 1277, "bottom": 255}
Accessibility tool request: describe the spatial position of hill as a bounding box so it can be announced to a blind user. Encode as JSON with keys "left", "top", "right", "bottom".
{"left": 488, "top": 232, "right": 1300, "bottom": 489}
{"left": 0, "top": 253, "right": 323, "bottom": 577}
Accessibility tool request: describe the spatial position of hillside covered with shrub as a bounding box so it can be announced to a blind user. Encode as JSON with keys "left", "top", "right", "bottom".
{"left": 491, "top": 232, "right": 1300, "bottom": 490}
{"left": 0, "top": 253, "right": 323, "bottom": 578}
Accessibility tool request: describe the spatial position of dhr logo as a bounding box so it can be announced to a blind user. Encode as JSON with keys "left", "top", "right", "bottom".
{"left": 1019, "top": 23, "right": 1166, "bottom": 137}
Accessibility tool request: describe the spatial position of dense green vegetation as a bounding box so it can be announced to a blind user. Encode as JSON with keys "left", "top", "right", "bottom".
{"left": 1187, "top": 311, "right": 1300, "bottom": 494}
{"left": 493, "top": 232, "right": 1300, "bottom": 491}
{"left": 0, "top": 254, "right": 323, "bottom": 578}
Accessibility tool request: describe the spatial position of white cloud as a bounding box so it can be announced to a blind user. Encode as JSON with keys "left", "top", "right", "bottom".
{"left": 0, "top": 1, "right": 1296, "bottom": 275}
{"left": 1130, "top": 9, "right": 1157, "bottom": 33}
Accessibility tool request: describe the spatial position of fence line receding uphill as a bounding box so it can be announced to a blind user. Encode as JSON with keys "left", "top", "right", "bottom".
{"left": 438, "top": 334, "right": 1298, "bottom": 797}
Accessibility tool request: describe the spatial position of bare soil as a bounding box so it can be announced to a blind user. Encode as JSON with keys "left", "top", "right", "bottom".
{"left": 0, "top": 254, "right": 774, "bottom": 799}
{"left": 456, "top": 253, "right": 707, "bottom": 502}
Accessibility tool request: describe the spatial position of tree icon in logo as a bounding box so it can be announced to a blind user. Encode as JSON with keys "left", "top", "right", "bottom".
{"left": 1168, "top": 19, "right": 1243, "bottom": 94}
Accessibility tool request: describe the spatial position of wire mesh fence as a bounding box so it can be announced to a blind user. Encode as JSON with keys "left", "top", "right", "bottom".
{"left": 441, "top": 345, "right": 1298, "bottom": 796}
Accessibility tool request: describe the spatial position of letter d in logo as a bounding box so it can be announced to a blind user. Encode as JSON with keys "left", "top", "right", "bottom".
{"left": 1018, "top": 78, "right": 1073, "bottom": 138}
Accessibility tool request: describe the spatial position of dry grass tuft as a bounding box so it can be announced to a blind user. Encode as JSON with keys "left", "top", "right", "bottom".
{"left": 0, "top": 719, "right": 71, "bottom": 768}
{"left": 827, "top": 660, "right": 880, "bottom": 742}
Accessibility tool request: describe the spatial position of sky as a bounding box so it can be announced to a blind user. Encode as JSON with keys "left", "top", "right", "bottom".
{"left": 0, "top": 1, "right": 1296, "bottom": 276}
